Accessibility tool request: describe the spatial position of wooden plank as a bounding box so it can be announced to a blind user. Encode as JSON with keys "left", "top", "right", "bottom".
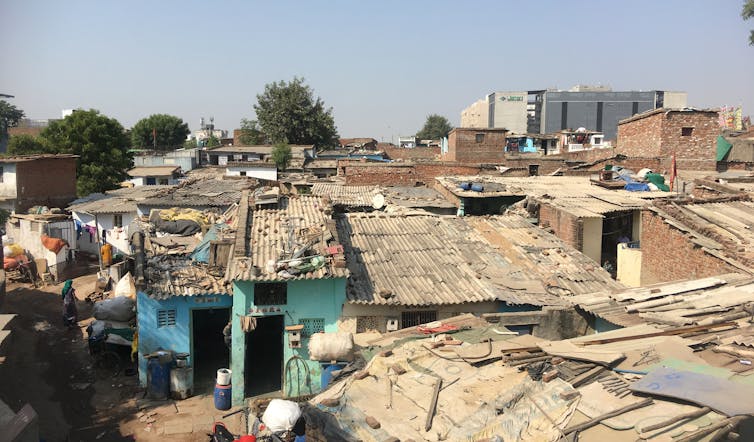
{"left": 563, "top": 398, "right": 653, "bottom": 435}
{"left": 579, "top": 322, "right": 737, "bottom": 346}
{"left": 424, "top": 378, "right": 442, "bottom": 432}
{"left": 638, "top": 406, "right": 711, "bottom": 433}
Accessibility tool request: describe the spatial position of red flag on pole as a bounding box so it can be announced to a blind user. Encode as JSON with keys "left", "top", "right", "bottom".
{"left": 669, "top": 152, "right": 677, "bottom": 192}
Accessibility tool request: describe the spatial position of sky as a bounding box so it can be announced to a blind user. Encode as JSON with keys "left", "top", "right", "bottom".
{"left": 2, "top": 1, "right": 753, "bottom": 142}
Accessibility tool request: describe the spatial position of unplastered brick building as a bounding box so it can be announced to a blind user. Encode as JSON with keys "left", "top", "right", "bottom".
{"left": 443, "top": 128, "right": 509, "bottom": 163}
{"left": 616, "top": 108, "right": 719, "bottom": 170}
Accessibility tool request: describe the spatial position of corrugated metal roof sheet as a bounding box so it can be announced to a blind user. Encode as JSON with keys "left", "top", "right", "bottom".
{"left": 68, "top": 185, "right": 174, "bottom": 214}
{"left": 338, "top": 213, "right": 566, "bottom": 307}
{"left": 229, "top": 195, "right": 348, "bottom": 282}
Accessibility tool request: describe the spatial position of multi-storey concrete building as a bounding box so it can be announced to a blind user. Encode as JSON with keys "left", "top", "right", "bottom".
{"left": 461, "top": 86, "right": 687, "bottom": 140}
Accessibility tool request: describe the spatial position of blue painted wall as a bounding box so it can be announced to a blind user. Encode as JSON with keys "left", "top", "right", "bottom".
{"left": 136, "top": 291, "right": 233, "bottom": 386}
{"left": 230, "top": 278, "right": 347, "bottom": 406}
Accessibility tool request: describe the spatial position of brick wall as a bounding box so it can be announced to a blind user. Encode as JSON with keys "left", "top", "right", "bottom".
{"left": 617, "top": 110, "right": 719, "bottom": 171}
{"left": 538, "top": 203, "right": 583, "bottom": 251}
{"left": 639, "top": 210, "right": 736, "bottom": 284}
{"left": 15, "top": 157, "right": 78, "bottom": 211}
{"left": 617, "top": 112, "right": 664, "bottom": 158}
{"left": 444, "top": 128, "right": 508, "bottom": 163}
{"left": 342, "top": 162, "right": 483, "bottom": 186}
{"left": 383, "top": 146, "right": 439, "bottom": 161}
{"left": 558, "top": 148, "right": 617, "bottom": 164}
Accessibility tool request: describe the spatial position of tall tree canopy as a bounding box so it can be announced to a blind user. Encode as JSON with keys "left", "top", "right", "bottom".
{"left": 0, "top": 100, "right": 25, "bottom": 131}
{"left": 416, "top": 114, "right": 454, "bottom": 140}
{"left": 131, "top": 114, "right": 190, "bottom": 150}
{"left": 254, "top": 77, "right": 338, "bottom": 148}
{"left": 744, "top": 0, "right": 754, "bottom": 45}
{"left": 271, "top": 143, "right": 292, "bottom": 171}
{"left": 7, "top": 134, "right": 50, "bottom": 155}
{"left": 238, "top": 118, "right": 267, "bottom": 145}
{"left": 40, "top": 110, "right": 132, "bottom": 196}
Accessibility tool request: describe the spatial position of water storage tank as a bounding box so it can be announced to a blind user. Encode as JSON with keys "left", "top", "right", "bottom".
{"left": 214, "top": 383, "right": 232, "bottom": 410}
{"left": 147, "top": 353, "right": 171, "bottom": 400}
{"left": 470, "top": 183, "right": 484, "bottom": 192}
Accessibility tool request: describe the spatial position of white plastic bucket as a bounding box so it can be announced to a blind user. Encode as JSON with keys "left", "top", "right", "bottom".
{"left": 216, "top": 368, "right": 232, "bottom": 385}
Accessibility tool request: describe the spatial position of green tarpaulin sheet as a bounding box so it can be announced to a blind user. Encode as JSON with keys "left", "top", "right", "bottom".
{"left": 716, "top": 135, "right": 733, "bottom": 161}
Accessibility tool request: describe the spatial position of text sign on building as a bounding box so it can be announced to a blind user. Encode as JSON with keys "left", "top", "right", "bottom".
{"left": 500, "top": 96, "right": 524, "bottom": 102}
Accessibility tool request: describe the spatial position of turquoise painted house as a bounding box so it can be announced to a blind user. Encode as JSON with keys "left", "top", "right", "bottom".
{"left": 136, "top": 255, "right": 234, "bottom": 392}
{"left": 227, "top": 195, "right": 348, "bottom": 406}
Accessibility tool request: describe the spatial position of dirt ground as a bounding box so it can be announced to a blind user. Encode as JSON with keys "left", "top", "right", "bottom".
{"left": 0, "top": 267, "right": 245, "bottom": 442}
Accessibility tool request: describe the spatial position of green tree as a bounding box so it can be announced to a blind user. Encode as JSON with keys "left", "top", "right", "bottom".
{"left": 271, "top": 143, "right": 292, "bottom": 171}
{"left": 416, "top": 114, "right": 453, "bottom": 140}
{"left": 7, "top": 134, "right": 51, "bottom": 155}
{"left": 254, "top": 77, "right": 338, "bottom": 148}
{"left": 131, "top": 114, "right": 190, "bottom": 150}
{"left": 183, "top": 138, "right": 197, "bottom": 149}
{"left": 744, "top": 0, "right": 754, "bottom": 45}
{"left": 0, "top": 100, "right": 25, "bottom": 131}
{"left": 238, "top": 118, "right": 266, "bottom": 145}
{"left": 205, "top": 135, "right": 220, "bottom": 148}
{"left": 40, "top": 109, "right": 132, "bottom": 195}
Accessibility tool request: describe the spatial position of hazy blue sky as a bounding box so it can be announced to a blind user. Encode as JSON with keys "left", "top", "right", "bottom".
{"left": 2, "top": 1, "right": 753, "bottom": 142}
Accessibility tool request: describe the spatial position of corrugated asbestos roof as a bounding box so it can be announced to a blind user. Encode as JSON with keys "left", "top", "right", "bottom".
{"left": 138, "top": 178, "right": 254, "bottom": 207}
{"left": 468, "top": 216, "right": 625, "bottom": 297}
{"left": 68, "top": 185, "right": 174, "bottom": 214}
{"left": 145, "top": 255, "right": 231, "bottom": 299}
{"left": 228, "top": 195, "right": 348, "bottom": 282}
{"left": 311, "top": 183, "right": 375, "bottom": 207}
{"left": 570, "top": 274, "right": 754, "bottom": 327}
{"left": 652, "top": 200, "right": 754, "bottom": 269}
{"left": 436, "top": 175, "right": 670, "bottom": 218}
{"left": 338, "top": 213, "right": 568, "bottom": 307}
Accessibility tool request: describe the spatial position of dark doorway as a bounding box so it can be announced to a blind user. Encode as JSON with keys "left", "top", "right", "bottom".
{"left": 245, "top": 315, "right": 284, "bottom": 397}
{"left": 528, "top": 164, "right": 540, "bottom": 176}
{"left": 192, "top": 308, "right": 230, "bottom": 393}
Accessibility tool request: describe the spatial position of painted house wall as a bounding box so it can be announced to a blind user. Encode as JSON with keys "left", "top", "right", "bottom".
{"left": 616, "top": 242, "right": 642, "bottom": 287}
{"left": 0, "top": 163, "right": 18, "bottom": 201}
{"left": 582, "top": 217, "right": 603, "bottom": 264}
{"left": 136, "top": 292, "right": 233, "bottom": 386}
{"left": 226, "top": 166, "right": 277, "bottom": 181}
{"left": 5, "top": 218, "right": 75, "bottom": 279}
{"left": 230, "top": 278, "right": 347, "bottom": 406}
{"left": 128, "top": 175, "right": 179, "bottom": 187}
{"left": 70, "top": 211, "right": 136, "bottom": 256}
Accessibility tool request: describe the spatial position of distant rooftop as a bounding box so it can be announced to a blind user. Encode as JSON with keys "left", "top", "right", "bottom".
{"left": 127, "top": 165, "right": 181, "bottom": 177}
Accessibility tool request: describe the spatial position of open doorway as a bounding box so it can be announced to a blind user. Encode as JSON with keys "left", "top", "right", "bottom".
{"left": 245, "top": 315, "right": 284, "bottom": 397}
{"left": 192, "top": 308, "right": 230, "bottom": 393}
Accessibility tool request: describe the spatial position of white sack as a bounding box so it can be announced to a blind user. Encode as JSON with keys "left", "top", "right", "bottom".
{"left": 308, "top": 332, "right": 354, "bottom": 362}
{"left": 262, "top": 399, "right": 301, "bottom": 432}
{"left": 114, "top": 272, "right": 136, "bottom": 299}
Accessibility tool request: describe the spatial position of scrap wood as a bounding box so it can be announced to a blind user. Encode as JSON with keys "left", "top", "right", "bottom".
{"left": 562, "top": 398, "right": 653, "bottom": 435}
{"left": 711, "top": 344, "right": 754, "bottom": 360}
{"left": 579, "top": 322, "right": 738, "bottom": 346}
{"left": 638, "top": 406, "right": 711, "bottom": 433}
{"left": 539, "top": 340, "right": 625, "bottom": 366}
{"left": 424, "top": 377, "right": 442, "bottom": 432}
{"left": 569, "top": 366, "right": 604, "bottom": 388}
{"left": 675, "top": 415, "right": 747, "bottom": 442}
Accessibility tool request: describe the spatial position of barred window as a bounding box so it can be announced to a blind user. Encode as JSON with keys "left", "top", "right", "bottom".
{"left": 254, "top": 282, "right": 287, "bottom": 305}
{"left": 401, "top": 310, "right": 438, "bottom": 328}
{"left": 301, "top": 318, "right": 325, "bottom": 337}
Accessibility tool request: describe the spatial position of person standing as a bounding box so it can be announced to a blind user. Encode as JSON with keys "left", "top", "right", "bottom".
{"left": 61, "top": 279, "right": 78, "bottom": 328}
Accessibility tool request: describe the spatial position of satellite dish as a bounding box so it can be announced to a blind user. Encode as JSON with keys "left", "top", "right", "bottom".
{"left": 372, "top": 193, "right": 385, "bottom": 210}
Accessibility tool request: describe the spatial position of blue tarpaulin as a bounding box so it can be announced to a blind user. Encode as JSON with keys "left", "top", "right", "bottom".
{"left": 190, "top": 224, "right": 220, "bottom": 263}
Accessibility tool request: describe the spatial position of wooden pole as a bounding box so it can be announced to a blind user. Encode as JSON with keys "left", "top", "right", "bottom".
{"left": 639, "top": 406, "right": 711, "bottom": 433}
{"left": 425, "top": 378, "right": 442, "bottom": 432}
{"left": 675, "top": 416, "right": 747, "bottom": 442}
{"left": 563, "top": 398, "right": 653, "bottom": 435}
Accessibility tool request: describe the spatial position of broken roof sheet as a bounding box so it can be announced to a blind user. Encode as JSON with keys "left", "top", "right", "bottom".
{"left": 311, "top": 183, "right": 376, "bottom": 207}
{"left": 138, "top": 178, "right": 254, "bottom": 207}
{"left": 651, "top": 200, "right": 754, "bottom": 268}
{"left": 436, "top": 176, "right": 671, "bottom": 217}
{"left": 468, "top": 215, "right": 625, "bottom": 297}
{"left": 68, "top": 185, "right": 174, "bottom": 214}
{"left": 382, "top": 186, "right": 456, "bottom": 209}
{"left": 570, "top": 274, "right": 754, "bottom": 328}
{"left": 145, "top": 255, "right": 231, "bottom": 299}
{"left": 229, "top": 195, "right": 348, "bottom": 282}
{"left": 338, "top": 213, "right": 566, "bottom": 307}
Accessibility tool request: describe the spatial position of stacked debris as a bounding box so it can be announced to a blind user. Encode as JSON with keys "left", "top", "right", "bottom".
{"left": 303, "top": 314, "right": 754, "bottom": 441}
